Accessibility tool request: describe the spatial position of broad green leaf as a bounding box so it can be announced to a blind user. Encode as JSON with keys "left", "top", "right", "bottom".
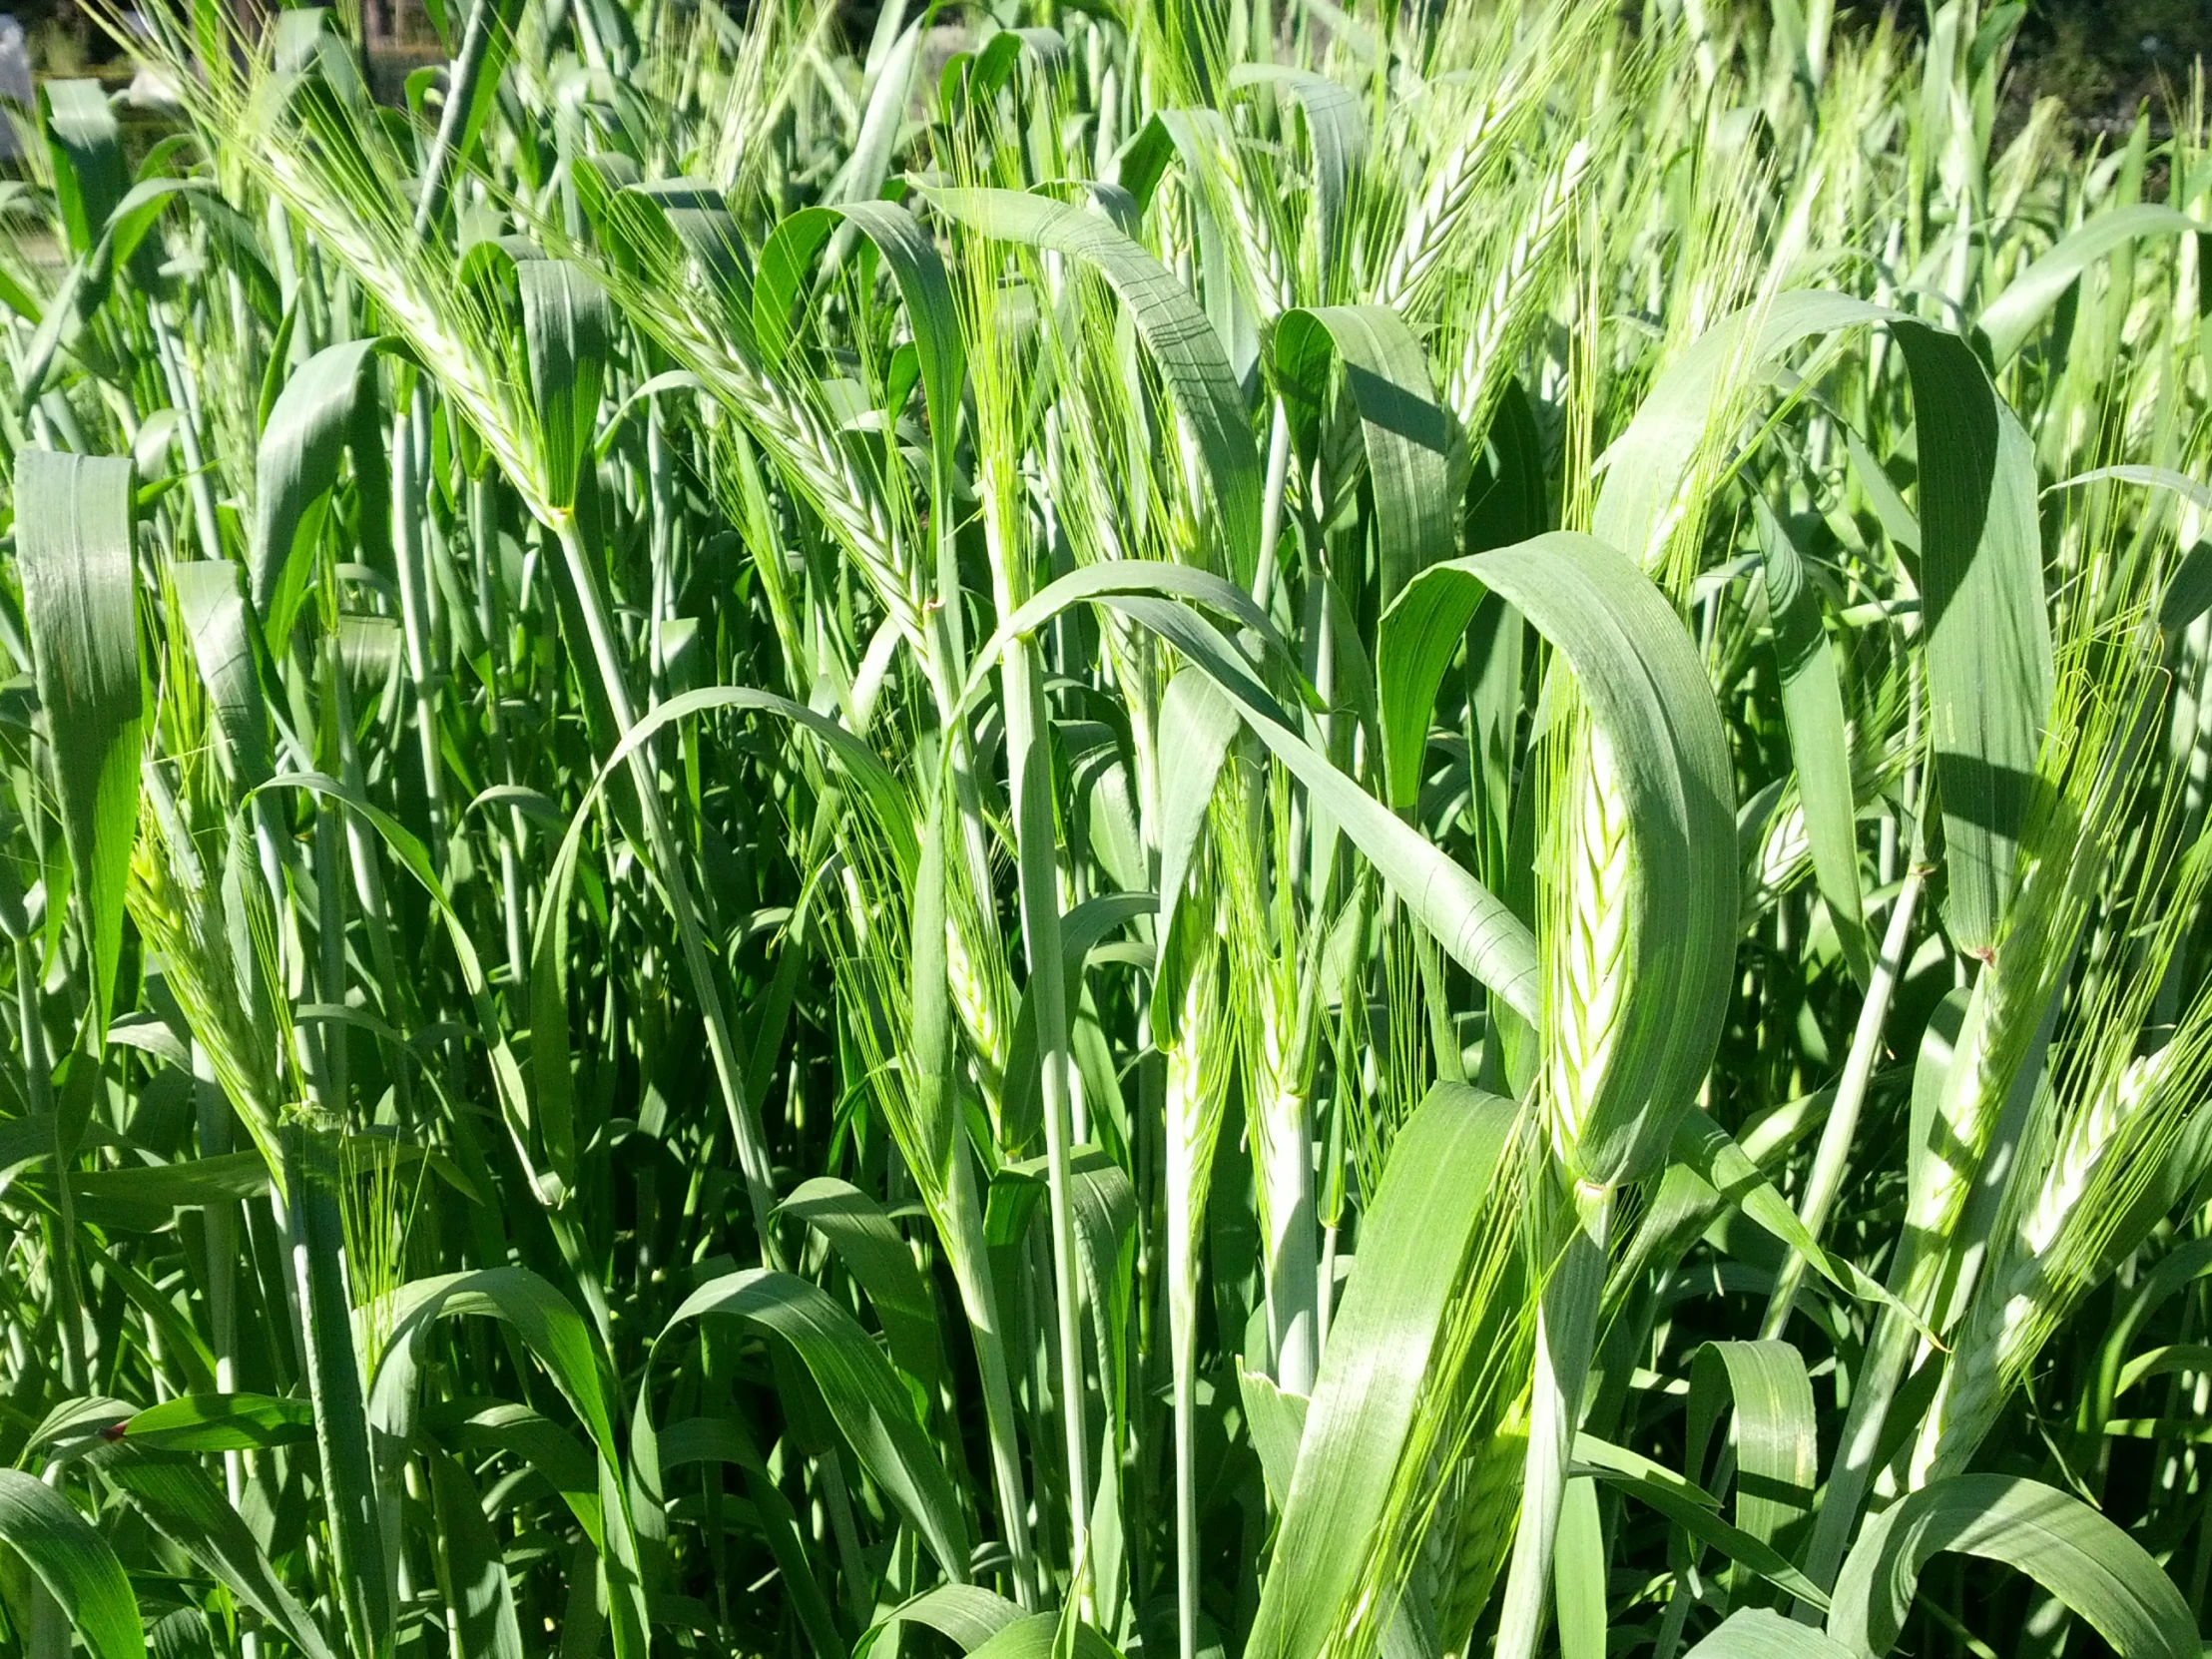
{"left": 754, "top": 200, "right": 965, "bottom": 564}
{"left": 1681, "top": 1610, "right": 1855, "bottom": 1657}
{"left": 1828, "top": 1474, "right": 2197, "bottom": 1659}
{"left": 0, "top": 1467, "right": 143, "bottom": 1659}
{"left": 41, "top": 81, "right": 126, "bottom": 258}
{"left": 1094, "top": 586, "right": 1541, "bottom": 1021}
{"left": 903, "top": 785, "right": 959, "bottom": 1204}
{"left": 779, "top": 1176, "right": 945, "bottom": 1394}
{"left": 836, "top": 17, "right": 923, "bottom": 207}
{"left": 518, "top": 260, "right": 613, "bottom": 514}
{"left": 251, "top": 337, "right": 400, "bottom": 643}
{"left": 1755, "top": 500, "right": 1869, "bottom": 982}
{"left": 1247, "top": 1082, "right": 1519, "bottom": 1659}
{"left": 1670, "top": 1112, "right": 1936, "bottom": 1341}
{"left": 859, "top": 1585, "right": 1027, "bottom": 1658}
{"left": 1275, "top": 305, "right": 1454, "bottom": 606}
{"left": 426, "top": 1446, "right": 525, "bottom": 1659}
{"left": 282, "top": 1123, "right": 391, "bottom": 1659}
{"left": 1573, "top": 1434, "right": 1830, "bottom": 1611}
{"left": 97, "top": 1442, "right": 337, "bottom": 1659}
{"left": 1586, "top": 293, "right": 2048, "bottom": 956}
{"left": 16, "top": 449, "right": 144, "bottom": 1035}
{"left": 969, "top": 1614, "right": 1124, "bottom": 1659}
{"left": 1380, "top": 533, "right": 1737, "bottom": 1182}
{"left": 1592, "top": 291, "right": 1895, "bottom": 569}
{"left": 2044, "top": 465, "right": 2212, "bottom": 631}
{"left": 1687, "top": 1341, "right": 1818, "bottom": 1602}
{"left": 69, "top": 1151, "right": 272, "bottom": 1214}
{"left": 1237, "top": 1366, "right": 1310, "bottom": 1506}
{"left": 119, "top": 1391, "right": 312, "bottom": 1452}
{"left": 1894, "top": 321, "right": 2049, "bottom": 955}
{"left": 1228, "top": 66, "right": 1364, "bottom": 291}
{"left": 652, "top": 1269, "right": 972, "bottom": 1581}
{"left": 454, "top": 1403, "right": 602, "bottom": 1541}
{"left": 1977, "top": 206, "right": 2201, "bottom": 367}
{"left": 1553, "top": 1475, "right": 1606, "bottom": 1659}
{"left": 170, "top": 562, "right": 272, "bottom": 790}
{"left": 365, "top": 1265, "right": 644, "bottom": 1659}
{"left": 1151, "top": 668, "right": 1240, "bottom": 1048}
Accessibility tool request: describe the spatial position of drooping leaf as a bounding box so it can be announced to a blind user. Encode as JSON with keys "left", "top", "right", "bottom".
{"left": 650, "top": 1269, "right": 972, "bottom": 1582}
{"left": 1828, "top": 1475, "right": 2197, "bottom": 1659}
{"left": 1380, "top": 532, "right": 1737, "bottom": 1182}
{"left": 1274, "top": 305, "right": 1455, "bottom": 606}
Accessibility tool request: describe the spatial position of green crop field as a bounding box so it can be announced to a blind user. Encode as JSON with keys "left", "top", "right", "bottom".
{"left": 0, "top": 2, "right": 2209, "bottom": 1657}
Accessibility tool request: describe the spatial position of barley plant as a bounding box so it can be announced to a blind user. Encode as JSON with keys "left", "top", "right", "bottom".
{"left": 6, "top": 1, "right": 2212, "bottom": 1657}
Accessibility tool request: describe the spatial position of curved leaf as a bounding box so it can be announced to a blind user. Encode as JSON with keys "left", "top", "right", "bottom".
{"left": 0, "top": 1466, "right": 143, "bottom": 1659}
{"left": 1828, "top": 1474, "right": 2197, "bottom": 1659}
{"left": 1754, "top": 500, "right": 1868, "bottom": 982}
{"left": 98, "top": 1442, "right": 337, "bottom": 1659}
{"left": 1687, "top": 1340, "right": 1818, "bottom": 1603}
{"left": 517, "top": 260, "right": 612, "bottom": 514}
{"left": 1682, "top": 1610, "right": 1855, "bottom": 1657}
{"left": 1229, "top": 66, "right": 1365, "bottom": 291}
{"left": 119, "top": 1391, "right": 312, "bottom": 1452}
{"left": 652, "top": 1269, "right": 972, "bottom": 1581}
{"left": 251, "top": 337, "right": 400, "bottom": 643}
{"left": 1977, "top": 206, "right": 2201, "bottom": 368}
{"left": 1380, "top": 532, "right": 1738, "bottom": 1182}
{"left": 779, "top": 1175, "right": 944, "bottom": 1394}
{"left": 1275, "top": 304, "right": 1454, "bottom": 606}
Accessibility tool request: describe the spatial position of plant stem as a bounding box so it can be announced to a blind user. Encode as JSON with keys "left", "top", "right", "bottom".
{"left": 283, "top": 1122, "right": 392, "bottom": 1659}
{"left": 1493, "top": 1178, "right": 1611, "bottom": 1659}
{"left": 411, "top": 0, "right": 501, "bottom": 243}
{"left": 551, "top": 515, "right": 784, "bottom": 1266}
{"left": 947, "top": 1140, "right": 1040, "bottom": 1608}
{"left": 1002, "top": 633, "right": 1092, "bottom": 1614}
{"left": 392, "top": 389, "right": 450, "bottom": 868}
{"left": 1761, "top": 862, "right": 1926, "bottom": 1339}
{"left": 1254, "top": 398, "right": 1294, "bottom": 608}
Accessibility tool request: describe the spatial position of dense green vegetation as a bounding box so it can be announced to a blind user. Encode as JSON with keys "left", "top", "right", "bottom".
{"left": 2, "top": 2, "right": 2211, "bottom": 1658}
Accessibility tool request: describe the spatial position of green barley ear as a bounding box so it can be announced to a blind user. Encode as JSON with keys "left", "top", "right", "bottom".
{"left": 128, "top": 765, "right": 291, "bottom": 1188}
{"left": 1912, "top": 749, "right": 2212, "bottom": 1482}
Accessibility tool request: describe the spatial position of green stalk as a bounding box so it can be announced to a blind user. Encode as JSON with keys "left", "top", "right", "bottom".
{"left": 1002, "top": 632, "right": 1092, "bottom": 1612}
{"left": 1760, "top": 862, "right": 1926, "bottom": 1339}
{"left": 469, "top": 474, "right": 532, "bottom": 984}
{"left": 1166, "top": 1123, "right": 1209, "bottom": 1659}
{"left": 147, "top": 303, "right": 226, "bottom": 565}
{"left": 282, "top": 1121, "right": 392, "bottom": 1659}
{"left": 1799, "top": 950, "right": 2065, "bottom": 1593}
{"left": 551, "top": 515, "right": 784, "bottom": 1265}
{"left": 195, "top": 1046, "right": 262, "bottom": 1659}
{"left": 1492, "top": 1179, "right": 1611, "bottom": 1659}
{"left": 1258, "top": 1083, "right": 1319, "bottom": 1393}
{"left": 1253, "top": 398, "right": 1294, "bottom": 608}
{"left": 410, "top": 0, "right": 501, "bottom": 243}
{"left": 392, "top": 389, "right": 451, "bottom": 867}
{"left": 321, "top": 620, "right": 411, "bottom": 1119}
{"left": 946, "top": 1141, "right": 1040, "bottom": 1608}
{"left": 16, "top": 936, "right": 79, "bottom": 1395}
